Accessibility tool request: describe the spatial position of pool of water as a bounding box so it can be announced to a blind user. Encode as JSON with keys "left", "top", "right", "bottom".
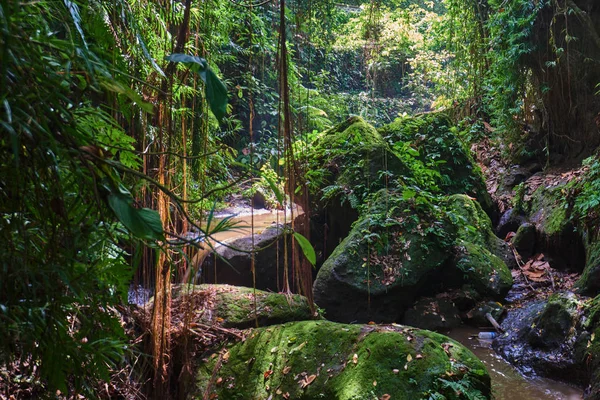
{"left": 448, "top": 327, "right": 583, "bottom": 400}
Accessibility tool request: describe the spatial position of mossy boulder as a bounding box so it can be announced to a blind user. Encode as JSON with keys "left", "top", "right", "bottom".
{"left": 313, "top": 191, "right": 452, "bottom": 323}
{"left": 511, "top": 222, "right": 536, "bottom": 259}
{"left": 527, "top": 292, "right": 582, "bottom": 349}
{"left": 576, "top": 241, "right": 600, "bottom": 296}
{"left": 301, "top": 116, "right": 410, "bottom": 264}
{"left": 305, "top": 116, "right": 408, "bottom": 203}
{"left": 313, "top": 191, "right": 512, "bottom": 323}
{"left": 193, "top": 321, "right": 491, "bottom": 400}
{"left": 378, "top": 112, "right": 495, "bottom": 218}
{"left": 528, "top": 182, "right": 585, "bottom": 272}
{"left": 444, "top": 194, "right": 516, "bottom": 272}
{"left": 453, "top": 241, "right": 513, "bottom": 300}
{"left": 171, "top": 284, "right": 319, "bottom": 329}
{"left": 303, "top": 115, "right": 497, "bottom": 266}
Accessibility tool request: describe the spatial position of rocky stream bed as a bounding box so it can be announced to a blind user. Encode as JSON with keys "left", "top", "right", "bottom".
{"left": 130, "top": 113, "right": 600, "bottom": 399}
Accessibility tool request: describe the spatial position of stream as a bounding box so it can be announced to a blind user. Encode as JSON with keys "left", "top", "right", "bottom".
{"left": 130, "top": 205, "right": 586, "bottom": 399}
{"left": 448, "top": 327, "right": 583, "bottom": 400}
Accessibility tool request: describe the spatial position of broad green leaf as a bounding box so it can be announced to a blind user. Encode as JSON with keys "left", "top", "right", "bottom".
{"left": 407, "top": 147, "right": 420, "bottom": 157}
{"left": 107, "top": 192, "right": 164, "bottom": 241}
{"left": 293, "top": 232, "right": 316, "bottom": 267}
{"left": 165, "top": 53, "right": 228, "bottom": 121}
{"left": 402, "top": 188, "right": 417, "bottom": 200}
{"left": 100, "top": 79, "right": 154, "bottom": 114}
{"left": 262, "top": 174, "right": 284, "bottom": 206}
{"left": 204, "top": 67, "right": 228, "bottom": 121}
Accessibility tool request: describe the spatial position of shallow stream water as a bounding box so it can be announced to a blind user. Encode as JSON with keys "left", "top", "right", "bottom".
{"left": 448, "top": 327, "right": 583, "bottom": 400}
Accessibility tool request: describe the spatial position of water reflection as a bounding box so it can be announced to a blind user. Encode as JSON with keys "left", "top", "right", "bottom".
{"left": 448, "top": 327, "right": 583, "bottom": 400}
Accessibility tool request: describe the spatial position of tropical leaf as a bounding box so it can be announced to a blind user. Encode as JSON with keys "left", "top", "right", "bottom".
{"left": 107, "top": 189, "right": 164, "bottom": 241}
{"left": 99, "top": 79, "right": 154, "bottom": 114}
{"left": 293, "top": 232, "right": 316, "bottom": 267}
{"left": 165, "top": 53, "right": 228, "bottom": 121}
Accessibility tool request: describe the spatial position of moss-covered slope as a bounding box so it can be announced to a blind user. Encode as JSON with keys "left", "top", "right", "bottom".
{"left": 193, "top": 321, "right": 491, "bottom": 400}
{"left": 171, "top": 284, "right": 320, "bottom": 329}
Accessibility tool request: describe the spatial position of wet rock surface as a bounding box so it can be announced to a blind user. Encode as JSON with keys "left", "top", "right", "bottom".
{"left": 197, "top": 225, "right": 293, "bottom": 292}
{"left": 493, "top": 293, "right": 588, "bottom": 385}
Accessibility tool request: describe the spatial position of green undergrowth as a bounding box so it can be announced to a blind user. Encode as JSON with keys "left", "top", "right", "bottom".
{"left": 194, "top": 321, "right": 490, "bottom": 400}
{"left": 299, "top": 114, "right": 493, "bottom": 215}
{"left": 379, "top": 112, "right": 493, "bottom": 214}
{"left": 300, "top": 116, "right": 409, "bottom": 210}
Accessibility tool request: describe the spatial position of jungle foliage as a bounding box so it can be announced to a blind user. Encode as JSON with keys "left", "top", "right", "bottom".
{"left": 0, "top": 0, "right": 598, "bottom": 397}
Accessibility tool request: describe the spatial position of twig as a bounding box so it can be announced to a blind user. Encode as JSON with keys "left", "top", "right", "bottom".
{"left": 510, "top": 244, "right": 536, "bottom": 292}
{"left": 485, "top": 312, "right": 505, "bottom": 333}
{"left": 190, "top": 322, "right": 244, "bottom": 340}
{"left": 546, "top": 266, "right": 556, "bottom": 290}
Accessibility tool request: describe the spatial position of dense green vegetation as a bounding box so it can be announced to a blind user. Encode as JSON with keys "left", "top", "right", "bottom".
{"left": 1, "top": 0, "right": 598, "bottom": 397}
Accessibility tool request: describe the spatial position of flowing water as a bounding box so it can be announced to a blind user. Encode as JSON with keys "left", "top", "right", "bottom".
{"left": 209, "top": 206, "right": 297, "bottom": 243}
{"left": 448, "top": 327, "right": 583, "bottom": 400}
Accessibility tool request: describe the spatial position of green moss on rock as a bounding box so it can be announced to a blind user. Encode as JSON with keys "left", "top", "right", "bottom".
{"left": 193, "top": 321, "right": 491, "bottom": 400}
{"left": 303, "top": 116, "right": 408, "bottom": 209}
{"left": 379, "top": 113, "right": 494, "bottom": 216}
{"left": 313, "top": 190, "right": 512, "bottom": 323}
{"left": 313, "top": 190, "right": 453, "bottom": 323}
{"left": 172, "top": 284, "right": 320, "bottom": 329}
{"left": 454, "top": 241, "right": 512, "bottom": 301}
{"left": 527, "top": 292, "right": 583, "bottom": 349}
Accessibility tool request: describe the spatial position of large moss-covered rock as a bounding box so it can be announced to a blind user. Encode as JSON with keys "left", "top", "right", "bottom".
{"left": 378, "top": 112, "right": 495, "bottom": 218}
{"left": 303, "top": 115, "right": 496, "bottom": 266}
{"left": 527, "top": 292, "right": 582, "bottom": 349}
{"left": 313, "top": 191, "right": 512, "bottom": 323}
{"left": 193, "top": 321, "right": 491, "bottom": 400}
{"left": 171, "top": 284, "right": 319, "bottom": 329}
{"left": 303, "top": 116, "right": 409, "bottom": 264}
{"left": 313, "top": 191, "right": 452, "bottom": 323}
{"left": 453, "top": 241, "right": 513, "bottom": 300}
{"left": 445, "top": 194, "right": 516, "bottom": 273}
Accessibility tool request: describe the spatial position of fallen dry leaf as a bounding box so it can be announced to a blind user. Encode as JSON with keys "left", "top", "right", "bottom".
{"left": 352, "top": 353, "right": 358, "bottom": 364}
{"left": 298, "top": 374, "right": 317, "bottom": 389}
{"left": 263, "top": 370, "right": 273, "bottom": 380}
{"left": 282, "top": 366, "right": 292, "bottom": 375}
{"left": 381, "top": 395, "right": 391, "bottom": 400}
